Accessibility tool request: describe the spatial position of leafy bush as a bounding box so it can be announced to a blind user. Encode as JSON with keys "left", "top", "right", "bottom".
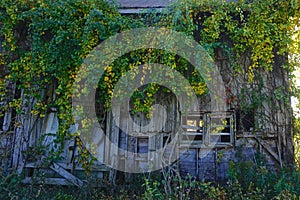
{"left": 0, "top": 174, "right": 25, "bottom": 200}
{"left": 227, "top": 160, "right": 300, "bottom": 199}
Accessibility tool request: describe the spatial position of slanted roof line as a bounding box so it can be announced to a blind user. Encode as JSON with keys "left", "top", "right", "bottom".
{"left": 116, "top": 0, "right": 174, "bottom": 8}
{"left": 114, "top": 0, "right": 175, "bottom": 14}
{"left": 119, "top": 8, "right": 164, "bottom": 14}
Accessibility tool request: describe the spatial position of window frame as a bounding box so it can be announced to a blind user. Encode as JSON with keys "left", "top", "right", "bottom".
{"left": 180, "top": 111, "right": 234, "bottom": 148}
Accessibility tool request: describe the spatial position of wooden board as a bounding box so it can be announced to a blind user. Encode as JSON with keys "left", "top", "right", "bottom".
{"left": 22, "top": 177, "right": 72, "bottom": 186}
{"left": 50, "top": 163, "right": 83, "bottom": 187}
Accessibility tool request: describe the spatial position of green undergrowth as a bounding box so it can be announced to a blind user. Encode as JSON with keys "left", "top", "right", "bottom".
{"left": 0, "top": 164, "right": 299, "bottom": 200}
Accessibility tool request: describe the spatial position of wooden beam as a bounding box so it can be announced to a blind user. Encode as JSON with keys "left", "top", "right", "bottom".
{"left": 25, "top": 162, "right": 109, "bottom": 172}
{"left": 255, "top": 137, "right": 280, "bottom": 164}
{"left": 22, "top": 177, "right": 72, "bottom": 186}
{"left": 50, "top": 163, "right": 83, "bottom": 187}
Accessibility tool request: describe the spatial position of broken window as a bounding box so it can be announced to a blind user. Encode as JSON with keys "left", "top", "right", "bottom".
{"left": 206, "top": 113, "right": 234, "bottom": 145}
{"left": 181, "top": 112, "right": 234, "bottom": 147}
{"left": 181, "top": 112, "right": 205, "bottom": 146}
{"left": 235, "top": 109, "right": 255, "bottom": 132}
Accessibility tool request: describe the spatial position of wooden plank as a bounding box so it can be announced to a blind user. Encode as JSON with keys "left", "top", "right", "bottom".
{"left": 133, "top": 112, "right": 141, "bottom": 133}
{"left": 109, "top": 105, "right": 120, "bottom": 184}
{"left": 148, "top": 136, "right": 155, "bottom": 171}
{"left": 96, "top": 128, "right": 106, "bottom": 164}
{"left": 50, "top": 163, "right": 83, "bottom": 187}
{"left": 12, "top": 90, "right": 36, "bottom": 174}
{"left": 28, "top": 116, "right": 42, "bottom": 147}
{"left": 123, "top": 109, "right": 133, "bottom": 180}
{"left": 22, "top": 177, "right": 72, "bottom": 186}
{"left": 104, "top": 111, "right": 112, "bottom": 167}
{"left": 164, "top": 99, "right": 170, "bottom": 134}
{"left": 66, "top": 138, "right": 76, "bottom": 163}
{"left": 2, "top": 82, "right": 16, "bottom": 132}
{"left": 42, "top": 112, "right": 59, "bottom": 155}
{"left": 3, "top": 109, "right": 13, "bottom": 132}
{"left": 25, "top": 162, "right": 109, "bottom": 172}
{"left": 126, "top": 136, "right": 137, "bottom": 170}
{"left": 178, "top": 149, "right": 197, "bottom": 177}
{"left": 119, "top": 110, "right": 128, "bottom": 156}
{"left": 255, "top": 137, "right": 280, "bottom": 164}
{"left": 140, "top": 112, "right": 148, "bottom": 133}
{"left": 155, "top": 105, "right": 161, "bottom": 133}
{"left": 149, "top": 105, "right": 156, "bottom": 133}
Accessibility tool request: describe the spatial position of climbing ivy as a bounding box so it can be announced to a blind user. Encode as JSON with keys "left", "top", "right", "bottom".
{"left": 0, "top": 0, "right": 136, "bottom": 164}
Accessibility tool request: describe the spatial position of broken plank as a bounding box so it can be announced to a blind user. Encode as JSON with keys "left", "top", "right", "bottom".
{"left": 255, "top": 137, "right": 280, "bottom": 164}
{"left": 50, "top": 162, "right": 83, "bottom": 187}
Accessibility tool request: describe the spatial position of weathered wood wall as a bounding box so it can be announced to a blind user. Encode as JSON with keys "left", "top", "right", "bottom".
{"left": 0, "top": 20, "right": 294, "bottom": 185}
{"left": 0, "top": 49, "right": 292, "bottom": 186}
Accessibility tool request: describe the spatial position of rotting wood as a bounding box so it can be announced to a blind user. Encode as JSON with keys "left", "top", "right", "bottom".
{"left": 50, "top": 162, "right": 83, "bottom": 187}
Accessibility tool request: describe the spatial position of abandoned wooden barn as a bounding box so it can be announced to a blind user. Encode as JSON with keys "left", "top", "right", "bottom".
{"left": 0, "top": 0, "right": 295, "bottom": 186}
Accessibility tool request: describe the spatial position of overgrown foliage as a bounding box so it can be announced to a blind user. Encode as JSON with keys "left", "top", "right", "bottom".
{"left": 0, "top": 160, "right": 299, "bottom": 199}
{"left": 0, "top": 0, "right": 142, "bottom": 165}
